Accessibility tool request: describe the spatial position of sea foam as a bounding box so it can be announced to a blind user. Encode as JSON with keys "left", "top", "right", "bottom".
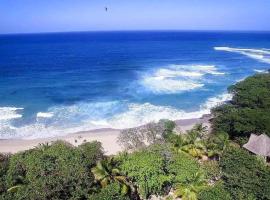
{"left": 37, "top": 112, "right": 54, "bottom": 118}
{"left": 0, "top": 92, "right": 232, "bottom": 139}
{"left": 214, "top": 47, "right": 270, "bottom": 64}
{"left": 141, "top": 64, "right": 225, "bottom": 94}
{"left": 0, "top": 107, "right": 23, "bottom": 120}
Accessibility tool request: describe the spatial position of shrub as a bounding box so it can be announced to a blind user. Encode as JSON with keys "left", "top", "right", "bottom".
{"left": 0, "top": 154, "right": 10, "bottom": 194}
{"left": 3, "top": 141, "right": 104, "bottom": 200}
{"left": 201, "top": 160, "right": 221, "bottom": 182}
{"left": 168, "top": 152, "right": 202, "bottom": 184}
{"left": 117, "top": 120, "right": 169, "bottom": 151}
{"left": 220, "top": 146, "right": 270, "bottom": 200}
{"left": 88, "top": 182, "right": 130, "bottom": 200}
{"left": 198, "top": 183, "right": 232, "bottom": 200}
{"left": 212, "top": 73, "right": 270, "bottom": 139}
{"left": 119, "top": 145, "right": 172, "bottom": 198}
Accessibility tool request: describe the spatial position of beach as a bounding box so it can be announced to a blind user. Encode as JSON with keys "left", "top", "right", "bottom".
{"left": 0, "top": 115, "right": 211, "bottom": 155}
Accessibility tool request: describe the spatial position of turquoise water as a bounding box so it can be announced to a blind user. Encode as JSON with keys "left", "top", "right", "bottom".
{"left": 0, "top": 31, "right": 270, "bottom": 139}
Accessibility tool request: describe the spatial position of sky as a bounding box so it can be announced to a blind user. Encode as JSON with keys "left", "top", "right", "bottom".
{"left": 0, "top": 0, "right": 270, "bottom": 34}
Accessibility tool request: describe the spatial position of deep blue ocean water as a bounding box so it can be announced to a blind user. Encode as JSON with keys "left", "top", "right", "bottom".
{"left": 0, "top": 31, "right": 270, "bottom": 139}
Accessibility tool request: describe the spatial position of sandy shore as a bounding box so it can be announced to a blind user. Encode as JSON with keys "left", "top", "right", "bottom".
{"left": 0, "top": 115, "right": 211, "bottom": 155}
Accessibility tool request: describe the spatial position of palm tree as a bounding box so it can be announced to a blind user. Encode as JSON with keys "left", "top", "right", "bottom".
{"left": 91, "top": 157, "right": 131, "bottom": 195}
{"left": 174, "top": 172, "right": 206, "bottom": 200}
{"left": 206, "top": 132, "right": 230, "bottom": 160}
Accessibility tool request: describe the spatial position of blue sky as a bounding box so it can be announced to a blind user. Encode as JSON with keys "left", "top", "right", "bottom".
{"left": 1, "top": 0, "right": 270, "bottom": 34}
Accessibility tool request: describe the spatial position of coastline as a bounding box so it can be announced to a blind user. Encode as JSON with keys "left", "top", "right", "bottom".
{"left": 0, "top": 115, "right": 211, "bottom": 155}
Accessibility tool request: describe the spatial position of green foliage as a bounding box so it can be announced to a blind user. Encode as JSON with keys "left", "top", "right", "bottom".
{"left": 119, "top": 145, "right": 172, "bottom": 198}
{"left": 168, "top": 152, "right": 202, "bottom": 184}
{"left": 174, "top": 172, "right": 207, "bottom": 200}
{"left": 91, "top": 157, "right": 131, "bottom": 195}
{"left": 212, "top": 73, "right": 270, "bottom": 138}
{"left": 198, "top": 183, "right": 232, "bottom": 200}
{"left": 220, "top": 146, "right": 270, "bottom": 200}
{"left": 201, "top": 160, "right": 221, "bottom": 182}
{"left": 88, "top": 182, "right": 130, "bottom": 200}
{"left": 2, "top": 141, "right": 104, "bottom": 200}
{"left": 0, "top": 154, "right": 10, "bottom": 194}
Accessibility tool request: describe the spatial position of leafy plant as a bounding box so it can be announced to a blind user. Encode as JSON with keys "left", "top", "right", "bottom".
{"left": 119, "top": 145, "right": 172, "bottom": 199}
{"left": 91, "top": 157, "right": 131, "bottom": 195}
{"left": 174, "top": 172, "right": 207, "bottom": 200}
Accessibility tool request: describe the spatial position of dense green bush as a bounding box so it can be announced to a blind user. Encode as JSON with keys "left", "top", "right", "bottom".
{"left": 212, "top": 73, "right": 270, "bottom": 139}
{"left": 0, "top": 154, "right": 10, "bottom": 194}
{"left": 220, "top": 146, "right": 270, "bottom": 200}
{"left": 198, "top": 183, "right": 232, "bottom": 200}
{"left": 1, "top": 141, "right": 104, "bottom": 200}
{"left": 119, "top": 145, "right": 172, "bottom": 199}
{"left": 168, "top": 152, "right": 202, "bottom": 184}
{"left": 88, "top": 183, "right": 130, "bottom": 200}
{"left": 201, "top": 160, "right": 221, "bottom": 182}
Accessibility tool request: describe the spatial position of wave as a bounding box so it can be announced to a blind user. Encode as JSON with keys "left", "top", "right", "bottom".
{"left": 214, "top": 47, "right": 270, "bottom": 64}
{"left": 254, "top": 69, "right": 267, "bottom": 73}
{"left": 0, "top": 93, "right": 232, "bottom": 139}
{"left": 0, "top": 107, "right": 23, "bottom": 120}
{"left": 37, "top": 112, "right": 54, "bottom": 118}
{"left": 141, "top": 64, "right": 225, "bottom": 94}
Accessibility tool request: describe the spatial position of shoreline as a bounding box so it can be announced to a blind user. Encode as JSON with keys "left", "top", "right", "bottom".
{"left": 0, "top": 115, "right": 211, "bottom": 155}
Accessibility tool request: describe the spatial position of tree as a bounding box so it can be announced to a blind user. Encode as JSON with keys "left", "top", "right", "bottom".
{"left": 2, "top": 141, "right": 104, "bottom": 200}
{"left": 117, "top": 120, "right": 169, "bottom": 151}
{"left": 220, "top": 146, "right": 270, "bottom": 200}
{"left": 212, "top": 73, "right": 270, "bottom": 139}
{"left": 91, "top": 157, "right": 131, "bottom": 195}
{"left": 119, "top": 145, "right": 172, "bottom": 199}
{"left": 174, "top": 172, "right": 207, "bottom": 200}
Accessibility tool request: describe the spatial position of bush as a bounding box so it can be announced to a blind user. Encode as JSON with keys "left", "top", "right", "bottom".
{"left": 198, "top": 183, "right": 232, "bottom": 200}
{"left": 220, "top": 146, "right": 270, "bottom": 200}
{"left": 212, "top": 73, "right": 270, "bottom": 139}
{"left": 0, "top": 154, "right": 10, "bottom": 194}
{"left": 119, "top": 145, "right": 172, "bottom": 198}
{"left": 201, "top": 160, "right": 221, "bottom": 182}
{"left": 167, "top": 152, "right": 202, "bottom": 184}
{"left": 88, "top": 183, "right": 130, "bottom": 200}
{"left": 2, "top": 141, "right": 104, "bottom": 200}
{"left": 117, "top": 120, "right": 174, "bottom": 151}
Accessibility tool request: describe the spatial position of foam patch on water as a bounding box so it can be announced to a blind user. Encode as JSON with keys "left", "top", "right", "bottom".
{"left": 0, "top": 107, "right": 23, "bottom": 120}
{"left": 0, "top": 93, "right": 232, "bottom": 139}
{"left": 141, "top": 65, "right": 225, "bottom": 94}
{"left": 254, "top": 69, "right": 267, "bottom": 73}
{"left": 37, "top": 112, "right": 54, "bottom": 118}
{"left": 214, "top": 47, "right": 270, "bottom": 64}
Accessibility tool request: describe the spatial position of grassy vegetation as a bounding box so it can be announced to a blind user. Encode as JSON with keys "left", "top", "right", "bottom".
{"left": 0, "top": 73, "right": 270, "bottom": 200}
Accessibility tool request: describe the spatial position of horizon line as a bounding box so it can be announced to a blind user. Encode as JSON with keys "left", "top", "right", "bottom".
{"left": 1, "top": 29, "right": 270, "bottom": 36}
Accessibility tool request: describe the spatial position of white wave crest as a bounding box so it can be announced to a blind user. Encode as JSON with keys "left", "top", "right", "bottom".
{"left": 254, "top": 69, "right": 267, "bottom": 73}
{"left": 37, "top": 112, "right": 54, "bottom": 118}
{"left": 214, "top": 47, "right": 270, "bottom": 64}
{"left": 141, "top": 65, "right": 225, "bottom": 94}
{"left": 0, "top": 107, "right": 23, "bottom": 120}
{"left": 0, "top": 92, "right": 232, "bottom": 139}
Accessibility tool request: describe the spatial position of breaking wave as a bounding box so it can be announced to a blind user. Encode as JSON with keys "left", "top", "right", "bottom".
{"left": 141, "top": 65, "right": 225, "bottom": 94}
{"left": 0, "top": 107, "right": 23, "bottom": 120}
{"left": 0, "top": 93, "right": 232, "bottom": 139}
{"left": 214, "top": 47, "right": 270, "bottom": 64}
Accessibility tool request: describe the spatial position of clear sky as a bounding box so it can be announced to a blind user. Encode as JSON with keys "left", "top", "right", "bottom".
{"left": 1, "top": 0, "right": 270, "bottom": 34}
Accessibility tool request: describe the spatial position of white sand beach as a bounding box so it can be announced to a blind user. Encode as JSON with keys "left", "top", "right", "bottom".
{"left": 0, "top": 115, "right": 211, "bottom": 155}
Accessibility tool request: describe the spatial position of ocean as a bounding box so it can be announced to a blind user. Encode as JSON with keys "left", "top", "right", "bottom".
{"left": 0, "top": 31, "right": 270, "bottom": 139}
